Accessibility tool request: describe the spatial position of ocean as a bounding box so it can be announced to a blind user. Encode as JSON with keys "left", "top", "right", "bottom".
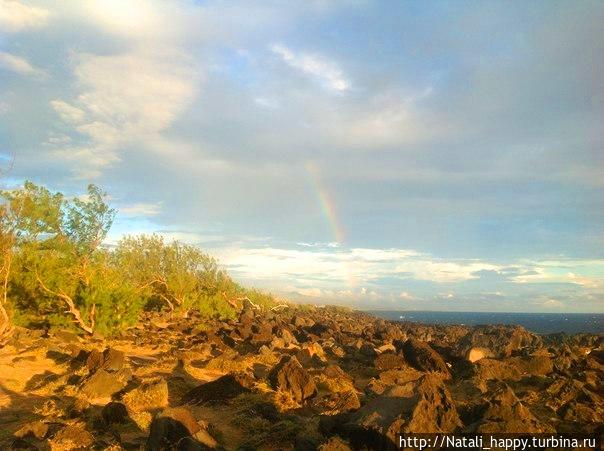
{"left": 367, "top": 310, "right": 604, "bottom": 335}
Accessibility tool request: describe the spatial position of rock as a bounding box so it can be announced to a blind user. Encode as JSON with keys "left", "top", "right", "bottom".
{"left": 471, "top": 383, "right": 553, "bottom": 433}
{"left": 318, "top": 436, "right": 352, "bottom": 451}
{"left": 359, "top": 343, "right": 377, "bottom": 358}
{"left": 146, "top": 407, "right": 214, "bottom": 451}
{"left": 268, "top": 355, "right": 317, "bottom": 404}
{"left": 374, "top": 352, "right": 406, "bottom": 371}
{"left": 315, "top": 390, "right": 361, "bottom": 415}
{"left": 48, "top": 423, "right": 94, "bottom": 450}
{"left": 182, "top": 373, "right": 254, "bottom": 405}
{"left": 122, "top": 378, "right": 169, "bottom": 413}
{"left": 296, "top": 342, "right": 327, "bottom": 367}
{"left": 466, "top": 347, "right": 494, "bottom": 363}
{"left": 102, "top": 401, "right": 129, "bottom": 424}
{"left": 9, "top": 438, "right": 39, "bottom": 450}
{"left": 86, "top": 348, "right": 125, "bottom": 373}
{"left": 338, "top": 374, "right": 460, "bottom": 449}
{"left": 14, "top": 421, "right": 48, "bottom": 440}
{"left": 80, "top": 368, "right": 132, "bottom": 402}
{"left": 401, "top": 339, "right": 450, "bottom": 377}
{"left": 457, "top": 326, "right": 542, "bottom": 359}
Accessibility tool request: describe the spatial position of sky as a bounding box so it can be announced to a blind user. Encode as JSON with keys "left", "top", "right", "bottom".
{"left": 0, "top": 0, "right": 603, "bottom": 312}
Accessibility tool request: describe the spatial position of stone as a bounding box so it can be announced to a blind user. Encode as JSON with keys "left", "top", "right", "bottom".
{"left": 401, "top": 339, "right": 450, "bottom": 377}
{"left": 337, "top": 374, "right": 460, "bottom": 449}
{"left": 374, "top": 352, "right": 406, "bottom": 371}
{"left": 48, "top": 423, "right": 94, "bottom": 450}
{"left": 182, "top": 373, "right": 254, "bottom": 405}
{"left": 122, "top": 378, "right": 169, "bottom": 413}
{"left": 14, "top": 421, "right": 48, "bottom": 440}
{"left": 268, "top": 355, "right": 317, "bottom": 403}
{"left": 80, "top": 368, "right": 132, "bottom": 402}
{"left": 86, "top": 347, "right": 125, "bottom": 373}
{"left": 101, "top": 401, "right": 129, "bottom": 424}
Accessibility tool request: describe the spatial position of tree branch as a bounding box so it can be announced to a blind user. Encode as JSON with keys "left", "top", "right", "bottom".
{"left": 35, "top": 271, "right": 94, "bottom": 334}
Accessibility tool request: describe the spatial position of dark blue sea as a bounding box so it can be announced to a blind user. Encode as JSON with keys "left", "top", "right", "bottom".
{"left": 368, "top": 310, "right": 604, "bottom": 335}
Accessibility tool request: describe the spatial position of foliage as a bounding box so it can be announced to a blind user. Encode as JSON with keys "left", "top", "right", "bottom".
{"left": 0, "top": 181, "right": 276, "bottom": 336}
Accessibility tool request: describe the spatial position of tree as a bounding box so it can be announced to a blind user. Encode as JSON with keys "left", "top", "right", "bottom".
{"left": 115, "top": 234, "right": 241, "bottom": 317}
{"left": 1, "top": 182, "right": 135, "bottom": 335}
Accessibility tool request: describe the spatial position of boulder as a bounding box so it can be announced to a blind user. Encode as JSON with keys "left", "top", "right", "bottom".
{"left": 102, "top": 401, "right": 129, "bottom": 424}
{"left": 146, "top": 407, "right": 214, "bottom": 451}
{"left": 80, "top": 368, "right": 132, "bottom": 402}
{"left": 86, "top": 348, "right": 125, "bottom": 373}
{"left": 48, "top": 423, "right": 94, "bottom": 450}
{"left": 374, "top": 353, "right": 406, "bottom": 371}
{"left": 470, "top": 383, "right": 553, "bottom": 433}
{"left": 401, "top": 339, "right": 450, "bottom": 377}
{"left": 338, "top": 374, "right": 460, "bottom": 449}
{"left": 122, "top": 378, "right": 169, "bottom": 413}
{"left": 182, "top": 373, "right": 254, "bottom": 405}
{"left": 268, "top": 355, "right": 317, "bottom": 403}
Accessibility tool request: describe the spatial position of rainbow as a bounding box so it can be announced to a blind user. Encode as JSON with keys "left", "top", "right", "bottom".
{"left": 304, "top": 160, "right": 345, "bottom": 245}
{"left": 304, "top": 160, "right": 356, "bottom": 289}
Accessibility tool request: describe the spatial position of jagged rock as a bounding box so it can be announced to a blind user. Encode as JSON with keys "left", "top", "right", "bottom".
{"left": 9, "top": 438, "right": 39, "bottom": 450}
{"left": 296, "top": 342, "right": 327, "bottom": 367}
{"left": 457, "top": 325, "right": 542, "bottom": 359}
{"left": 318, "top": 436, "right": 352, "bottom": 451}
{"left": 470, "top": 383, "right": 553, "bottom": 433}
{"left": 80, "top": 368, "right": 132, "bottom": 401}
{"left": 374, "top": 352, "right": 406, "bottom": 371}
{"left": 466, "top": 347, "right": 494, "bottom": 362}
{"left": 315, "top": 390, "right": 361, "bottom": 415}
{"left": 359, "top": 343, "right": 378, "bottom": 358}
{"left": 146, "top": 407, "right": 214, "bottom": 451}
{"left": 123, "top": 378, "right": 169, "bottom": 413}
{"left": 86, "top": 347, "right": 125, "bottom": 373}
{"left": 182, "top": 373, "right": 254, "bottom": 405}
{"left": 14, "top": 421, "right": 48, "bottom": 440}
{"left": 102, "top": 401, "right": 129, "bottom": 424}
{"left": 268, "top": 355, "right": 317, "bottom": 403}
{"left": 337, "top": 374, "right": 460, "bottom": 449}
{"left": 401, "top": 339, "right": 450, "bottom": 377}
{"left": 48, "top": 422, "right": 94, "bottom": 450}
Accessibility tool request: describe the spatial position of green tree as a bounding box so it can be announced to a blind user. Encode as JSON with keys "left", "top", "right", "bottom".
{"left": 2, "top": 182, "right": 142, "bottom": 335}
{"left": 115, "top": 234, "right": 241, "bottom": 317}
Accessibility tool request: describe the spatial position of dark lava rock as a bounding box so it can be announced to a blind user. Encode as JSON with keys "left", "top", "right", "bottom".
{"left": 146, "top": 407, "right": 212, "bottom": 451}
{"left": 469, "top": 382, "right": 553, "bottom": 433}
{"left": 86, "top": 347, "right": 125, "bottom": 373}
{"left": 182, "top": 373, "right": 254, "bottom": 405}
{"left": 101, "top": 401, "right": 129, "bottom": 424}
{"left": 14, "top": 421, "right": 49, "bottom": 440}
{"left": 50, "top": 423, "right": 94, "bottom": 450}
{"left": 401, "top": 339, "right": 450, "bottom": 377}
{"left": 337, "top": 374, "right": 460, "bottom": 449}
{"left": 9, "top": 438, "right": 38, "bottom": 450}
{"left": 80, "top": 368, "right": 132, "bottom": 400}
{"left": 268, "top": 355, "right": 317, "bottom": 403}
{"left": 374, "top": 352, "right": 406, "bottom": 371}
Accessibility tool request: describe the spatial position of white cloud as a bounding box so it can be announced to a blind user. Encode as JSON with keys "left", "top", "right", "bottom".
{"left": 49, "top": 49, "right": 199, "bottom": 178}
{"left": 542, "top": 298, "right": 563, "bottom": 309}
{"left": 0, "top": 0, "right": 49, "bottom": 32}
{"left": 119, "top": 202, "right": 163, "bottom": 217}
{"left": 0, "top": 51, "right": 45, "bottom": 77}
{"left": 271, "top": 43, "right": 350, "bottom": 93}
{"left": 50, "top": 100, "right": 85, "bottom": 123}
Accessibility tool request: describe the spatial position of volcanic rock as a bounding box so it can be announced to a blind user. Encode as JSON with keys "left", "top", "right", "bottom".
{"left": 401, "top": 339, "right": 450, "bottom": 377}
{"left": 182, "top": 373, "right": 254, "bottom": 405}
{"left": 268, "top": 355, "right": 317, "bottom": 403}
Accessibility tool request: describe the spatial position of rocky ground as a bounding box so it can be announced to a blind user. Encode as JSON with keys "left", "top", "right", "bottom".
{"left": 0, "top": 304, "right": 602, "bottom": 450}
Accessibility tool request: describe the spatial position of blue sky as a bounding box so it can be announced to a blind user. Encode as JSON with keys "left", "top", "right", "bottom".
{"left": 1, "top": 0, "right": 603, "bottom": 312}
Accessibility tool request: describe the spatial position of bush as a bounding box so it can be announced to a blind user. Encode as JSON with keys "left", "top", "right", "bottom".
{"left": 0, "top": 181, "right": 275, "bottom": 336}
